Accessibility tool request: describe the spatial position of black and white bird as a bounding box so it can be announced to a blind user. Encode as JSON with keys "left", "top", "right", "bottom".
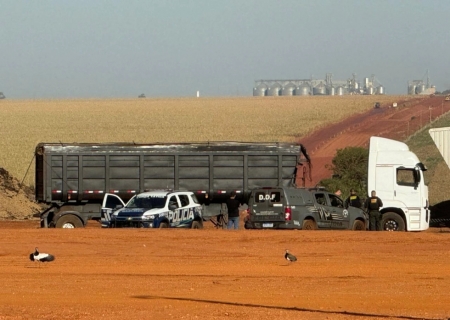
{"left": 29, "top": 247, "right": 55, "bottom": 265}
{"left": 285, "top": 249, "right": 297, "bottom": 263}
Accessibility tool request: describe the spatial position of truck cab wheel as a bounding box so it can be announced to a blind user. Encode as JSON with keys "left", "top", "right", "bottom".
{"left": 381, "top": 212, "right": 406, "bottom": 231}
{"left": 55, "top": 215, "right": 83, "bottom": 228}
{"left": 159, "top": 222, "right": 169, "bottom": 228}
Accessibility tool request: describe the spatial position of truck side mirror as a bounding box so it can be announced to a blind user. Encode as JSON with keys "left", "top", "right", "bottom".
{"left": 115, "top": 204, "right": 123, "bottom": 209}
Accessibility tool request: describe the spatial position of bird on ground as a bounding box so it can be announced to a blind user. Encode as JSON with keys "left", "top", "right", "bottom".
{"left": 29, "top": 247, "right": 55, "bottom": 265}
{"left": 285, "top": 249, "right": 297, "bottom": 263}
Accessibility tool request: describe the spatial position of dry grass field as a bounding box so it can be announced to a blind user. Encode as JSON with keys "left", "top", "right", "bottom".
{"left": 0, "top": 95, "right": 409, "bottom": 186}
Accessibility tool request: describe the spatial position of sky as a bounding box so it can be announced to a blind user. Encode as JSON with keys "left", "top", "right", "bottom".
{"left": 1, "top": 0, "right": 449, "bottom": 99}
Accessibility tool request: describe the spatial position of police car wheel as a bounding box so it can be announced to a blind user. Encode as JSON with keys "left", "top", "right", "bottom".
{"left": 302, "top": 219, "right": 317, "bottom": 230}
{"left": 159, "top": 222, "right": 169, "bottom": 228}
{"left": 191, "top": 221, "right": 203, "bottom": 229}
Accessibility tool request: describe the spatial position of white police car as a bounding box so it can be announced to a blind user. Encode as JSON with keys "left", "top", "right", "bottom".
{"left": 102, "top": 190, "right": 203, "bottom": 228}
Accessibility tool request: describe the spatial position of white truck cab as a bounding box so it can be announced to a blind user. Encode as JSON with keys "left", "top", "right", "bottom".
{"left": 368, "top": 137, "right": 429, "bottom": 231}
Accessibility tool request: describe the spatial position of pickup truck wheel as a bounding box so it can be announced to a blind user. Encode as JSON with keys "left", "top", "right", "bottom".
{"left": 352, "top": 220, "right": 365, "bottom": 231}
{"left": 159, "top": 222, "right": 169, "bottom": 228}
{"left": 302, "top": 219, "right": 317, "bottom": 230}
{"left": 191, "top": 221, "right": 203, "bottom": 229}
{"left": 381, "top": 212, "right": 405, "bottom": 231}
{"left": 55, "top": 215, "right": 83, "bottom": 228}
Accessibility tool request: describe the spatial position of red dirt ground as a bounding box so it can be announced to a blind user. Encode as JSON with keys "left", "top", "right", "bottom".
{"left": 300, "top": 96, "right": 450, "bottom": 186}
{"left": 1, "top": 220, "right": 450, "bottom": 320}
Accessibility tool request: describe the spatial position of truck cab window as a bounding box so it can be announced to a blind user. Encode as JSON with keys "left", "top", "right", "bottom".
{"left": 396, "top": 169, "right": 416, "bottom": 187}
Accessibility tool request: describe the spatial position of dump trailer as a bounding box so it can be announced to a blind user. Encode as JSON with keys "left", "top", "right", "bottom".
{"left": 35, "top": 141, "right": 311, "bottom": 228}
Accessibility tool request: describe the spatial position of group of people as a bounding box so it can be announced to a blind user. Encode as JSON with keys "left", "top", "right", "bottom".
{"left": 341, "top": 189, "right": 383, "bottom": 231}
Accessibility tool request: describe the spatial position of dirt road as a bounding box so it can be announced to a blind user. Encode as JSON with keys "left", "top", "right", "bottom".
{"left": 1, "top": 220, "right": 449, "bottom": 320}
{"left": 300, "top": 96, "right": 450, "bottom": 186}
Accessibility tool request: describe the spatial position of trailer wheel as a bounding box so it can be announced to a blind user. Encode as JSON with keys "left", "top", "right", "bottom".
{"left": 352, "top": 220, "right": 365, "bottom": 231}
{"left": 381, "top": 212, "right": 405, "bottom": 231}
{"left": 191, "top": 221, "right": 203, "bottom": 229}
{"left": 159, "top": 222, "right": 169, "bottom": 228}
{"left": 302, "top": 219, "right": 317, "bottom": 230}
{"left": 55, "top": 215, "right": 83, "bottom": 228}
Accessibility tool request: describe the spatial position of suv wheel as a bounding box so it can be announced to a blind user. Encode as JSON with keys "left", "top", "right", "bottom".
{"left": 302, "top": 219, "right": 317, "bottom": 230}
{"left": 352, "top": 220, "right": 365, "bottom": 231}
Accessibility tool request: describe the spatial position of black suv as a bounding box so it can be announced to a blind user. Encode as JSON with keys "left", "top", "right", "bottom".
{"left": 245, "top": 187, "right": 367, "bottom": 230}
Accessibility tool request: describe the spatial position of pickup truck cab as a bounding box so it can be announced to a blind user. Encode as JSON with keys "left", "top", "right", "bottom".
{"left": 245, "top": 187, "right": 367, "bottom": 230}
{"left": 102, "top": 190, "right": 203, "bottom": 228}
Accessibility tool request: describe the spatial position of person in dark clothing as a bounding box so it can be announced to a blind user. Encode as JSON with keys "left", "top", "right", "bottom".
{"left": 364, "top": 190, "right": 383, "bottom": 231}
{"left": 226, "top": 191, "right": 242, "bottom": 230}
{"left": 345, "top": 189, "right": 362, "bottom": 209}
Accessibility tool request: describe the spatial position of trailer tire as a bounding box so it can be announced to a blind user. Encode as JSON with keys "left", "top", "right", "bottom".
{"left": 55, "top": 215, "right": 83, "bottom": 228}
{"left": 191, "top": 221, "right": 203, "bottom": 229}
{"left": 302, "top": 219, "right": 317, "bottom": 230}
{"left": 352, "top": 220, "right": 365, "bottom": 231}
{"left": 381, "top": 212, "right": 406, "bottom": 231}
{"left": 159, "top": 222, "right": 169, "bottom": 228}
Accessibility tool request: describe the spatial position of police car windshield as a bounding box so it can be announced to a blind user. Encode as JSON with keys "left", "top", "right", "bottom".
{"left": 126, "top": 196, "right": 167, "bottom": 209}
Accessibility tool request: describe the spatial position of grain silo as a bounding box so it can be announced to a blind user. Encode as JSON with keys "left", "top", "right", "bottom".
{"left": 336, "top": 86, "right": 345, "bottom": 96}
{"left": 267, "top": 83, "right": 282, "bottom": 96}
{"left": 295, "top": 84, "right": 310, "bottom": 96}
{"left": 281, "top": 83, "right": 296, "bottom": 96}
{"left": 365, "top": 87, "right": 374, "bottom": 95}
{"left": 313, "top": 83, "right": 326, "bottom": 95}
{"left": 377, "top": 85, "right": 384, "bottom": 95}
{"left": 327, "top": 86, "right": 335, "bottom": 96}
{"left": 253, "top": 83, "right": 268, "bottom": 96}
{"left": 415, "top": 84, "right": 426, "bottom": 94}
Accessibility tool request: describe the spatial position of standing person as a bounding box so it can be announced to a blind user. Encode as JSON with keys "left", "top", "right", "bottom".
{"left": 226, "top": 191, "right": 242, "bottom": 230}
{"left": 334, "top": 189, "right": 342, "bottom": 197}
{"left": 345, "top": 188, "right": 362, "bottom": 209}
{"left": 364, "top": 190, "right": 383, "bottom": 231}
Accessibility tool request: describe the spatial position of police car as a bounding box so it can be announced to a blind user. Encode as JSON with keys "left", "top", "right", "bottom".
{"left": 102, "top": 190, "right": 203, "bottom": 228}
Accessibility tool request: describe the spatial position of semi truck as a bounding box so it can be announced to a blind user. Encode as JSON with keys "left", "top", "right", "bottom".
{"left": 368, "top": 136, "right": 429, "bottom": 231}
{"left": 35, "top": 141, "right": 311, "bottom": 228}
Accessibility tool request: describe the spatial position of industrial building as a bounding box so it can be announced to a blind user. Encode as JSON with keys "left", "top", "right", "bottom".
{"left": 407, "top": 71, "right": 436, "bottom": 95}
{"left": 253, "top": 73, "right": 384, "bottom": 97}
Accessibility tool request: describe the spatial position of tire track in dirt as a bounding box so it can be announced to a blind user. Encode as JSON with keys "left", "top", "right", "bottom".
{"left": 298, "top": 96, "right": 450, "bottom": 187}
